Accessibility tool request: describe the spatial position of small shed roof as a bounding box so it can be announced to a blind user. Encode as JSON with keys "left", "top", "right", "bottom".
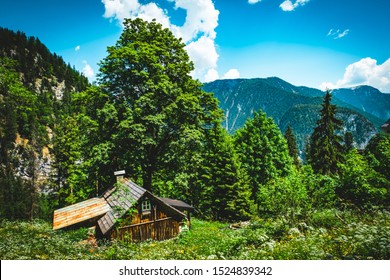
{"left": 159, "top": 197, "right": 195, "bottom": 212}
{"left": 53, "top": 197, "right": 110, "bottom": 230}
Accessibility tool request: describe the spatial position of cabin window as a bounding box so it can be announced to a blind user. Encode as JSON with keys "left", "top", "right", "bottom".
{"left": 141, "top": 200, "right": 151, "bottom": 213}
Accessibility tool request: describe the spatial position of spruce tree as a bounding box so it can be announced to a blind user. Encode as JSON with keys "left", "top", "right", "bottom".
{"left": 284, "top": 125, "right": 300, "bottom": 167}
{"left": 234, "top": 110, "right": 292, "bottom": 202}
{"left": 308, "top": 91, "right": 343, "bottom": 175}
{"left": 198, "top": 124, "right": 255, "bottom": 221}
{"left": 344, "top": 131, "right": 354, "bottom": 152}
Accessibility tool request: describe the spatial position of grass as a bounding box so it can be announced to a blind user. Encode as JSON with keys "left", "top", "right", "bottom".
{"left": 1, "top": 209, "right": 389, "bottom": 260}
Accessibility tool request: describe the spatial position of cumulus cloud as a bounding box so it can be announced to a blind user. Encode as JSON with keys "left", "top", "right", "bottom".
{"left": 204, "top": 69, "right": 219, "bottom": 83}
{"left": 248, "top": 0, "right": 262, "bottom": 4}
{"left": 320, "top": 57, "right": 390, "bottom": 92}
{"left": 280, "top": 0, "right": 309, "bottom": 12}
{"left": 101, "top": 0, "right": 221, "bottom": 82}
{"left": 222, "top": 69, "right": 240, "bottom": 80}
{"left": 82, "top": 61, "right": 95, "bottom": 80}
{"left": 327, "top": 28, "right": 350, "bottom": 39}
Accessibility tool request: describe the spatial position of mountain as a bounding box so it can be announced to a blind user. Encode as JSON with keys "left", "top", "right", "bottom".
{"left": 0, "top": 27, "right": 90, "bottom": 219}
{"left": 204, "top": 77, "right": 386, "bottom": 151}
{"left": 332, "top": 86, "right": 390, "bottom": 120}
{"left": 0, "top": 27, "right": 89, "bottom": 97}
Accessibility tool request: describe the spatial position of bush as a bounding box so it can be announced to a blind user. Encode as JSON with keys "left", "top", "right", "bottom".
{"left": 257, "top": 169, "right": 309, "bottom": 217}
{"left": 337, "top": 149, "right": 389, "bottom": 207}
{"left": 308, "top": 209, "right": 343, "bottom": 229}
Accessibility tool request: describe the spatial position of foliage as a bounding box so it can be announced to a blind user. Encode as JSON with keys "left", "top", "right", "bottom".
{"left": 98, "top": 18, "right": 221, "bottom": 191}
{"left": 196, "top": 124, "right": 256, "bottom": 221}
{"left": 344, "top": 131, "right": 354, "bottom": 152}
{"left": 337, "top": 149, "right": 389, "bottom": 207}
{"left": 257, "top": 168, "right": 308, "bottom": 218}
{"left": 284, "top": 125, "right": 300, "bottom": 166}
{"left": 308, "top": 91, "right": 344, "bottom": 175}
{"left": 300, "top": 165, "right": 338, "bottom": 209}
{"left": 365, "top": 133, "right": 390, "bottom": 181}
{"left": 234, "top": 110, "right": 293, "bottom": 202}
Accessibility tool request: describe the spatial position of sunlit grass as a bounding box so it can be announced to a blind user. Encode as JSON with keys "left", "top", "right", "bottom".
{"left": 1, "top": 210, "right": 389, "bottom": 260}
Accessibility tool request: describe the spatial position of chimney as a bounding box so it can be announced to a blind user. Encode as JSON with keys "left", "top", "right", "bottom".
{"left": 114, "top": 170, "right": 125, "bottom": 183}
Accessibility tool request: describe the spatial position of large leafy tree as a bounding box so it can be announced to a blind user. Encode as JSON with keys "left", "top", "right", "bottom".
{"left": 234, "top": 110, "right": 292, "bottom": 203}
{"left": 308, "top": 91, "right": 343, "bottom": 175}
{"left": 98, "top": 18, "right": 220, "bottom": 191}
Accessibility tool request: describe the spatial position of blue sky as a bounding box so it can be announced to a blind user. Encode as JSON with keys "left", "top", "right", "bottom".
{"left": 1, "top": 0, "right": 389, "bottom": 92}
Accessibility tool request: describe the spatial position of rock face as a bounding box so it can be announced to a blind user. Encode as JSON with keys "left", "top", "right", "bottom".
{"left": 0, "top": 27, "right": 90, "bottom": 198}
{"left": 203, "top": 77, "right": 387, "bottom": 152}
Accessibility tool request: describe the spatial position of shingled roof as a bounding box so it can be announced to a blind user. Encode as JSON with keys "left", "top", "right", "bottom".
{"left": 97, "top": 179, "right": 187, "bottom": 235}
{"left": 53, "top": 178, "right": 190, "bottom": 235}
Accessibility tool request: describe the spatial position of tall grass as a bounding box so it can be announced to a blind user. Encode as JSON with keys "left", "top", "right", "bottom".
{"left": 1, "top": 209, "right": 389, "bottom": 260}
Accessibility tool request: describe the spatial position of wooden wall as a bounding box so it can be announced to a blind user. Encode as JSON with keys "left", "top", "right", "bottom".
{"left": 112, "top": 217, "right": 180, "bottom": 242}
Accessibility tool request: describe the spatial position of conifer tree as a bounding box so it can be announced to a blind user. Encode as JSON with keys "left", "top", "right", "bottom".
{"left": 308, "top": 91, "right": 343, "bottom": 175}
{"left": 234, "top": 110, "right": 292, "bottom": 202}
{"left": 198, "top": 124, "right": 255, "bottom": 221}
{"left": 284, "top": 125, "right": 300, "bottom": 167}
{"left": 344, "top": 131, "right": 354, "bottom": 152}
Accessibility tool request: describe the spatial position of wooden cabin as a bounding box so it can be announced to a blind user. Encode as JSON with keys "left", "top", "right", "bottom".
{"left": 53, "top": 178, "right": 194, "bottom": 243}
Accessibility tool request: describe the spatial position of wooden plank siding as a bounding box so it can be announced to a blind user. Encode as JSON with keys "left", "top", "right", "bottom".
{"left": 112, "top": 217, "right": 180, "bottom": 242}
{"left": 53, "top": 198, "right": 110, "bottom": 230}
{"left": 53, "top": 178, "right": 192, "bottom": 243}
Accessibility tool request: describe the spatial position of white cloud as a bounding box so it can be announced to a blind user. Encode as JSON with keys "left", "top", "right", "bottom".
{"left": 280, "top": 0, "right": 309, "bottom": 12}
{"left": 185, "top": 35, "right": 219, "bottom": 72}
{"left": 82, "top": 61, "right": 95, "bottom": 80}
{"left": 320, "top": 57, "right": 390, "bottom": 92}
{"left": 101, "top": 0, "right": 221, "bottom": 82}
{"left": 222, "top": 69, "right": 240, "bottom": 80}
{"left": 102, "top": 0, "right": 141, "bottom": 23}
{"left": 327, "top": 28, "right": 350, "bottom": 39}
{"left": 75, "top": 45, "right": 80, "bottom": 51}
{"left": 174, "top": 0, "right": 219, "bottom": 42}
{"left": 204, "top": 69, "right": 219, "bottom": 83}
{"left": 248, "top": 0, "right": 262, "bottom": 4}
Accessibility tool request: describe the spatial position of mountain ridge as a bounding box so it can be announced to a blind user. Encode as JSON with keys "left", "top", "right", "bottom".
{"left": 204, "top": 77, "right": 388, "bottom": 152}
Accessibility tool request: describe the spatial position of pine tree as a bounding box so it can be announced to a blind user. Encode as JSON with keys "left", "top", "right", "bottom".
{"left": 344, "top": 131, "right": 354, "bottom": 152}
{"left": 284, "top": 125, "right": 300, "bottom": 167}
{"left": 197, "top": 124, "right": 255, "bottom": 221}
{"left": 308, "top": 91, "right": 343, "bottom": 175}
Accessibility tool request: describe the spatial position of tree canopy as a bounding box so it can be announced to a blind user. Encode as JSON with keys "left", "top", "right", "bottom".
{"left": 98, "top": 18, "right": 221, "bottom": 191}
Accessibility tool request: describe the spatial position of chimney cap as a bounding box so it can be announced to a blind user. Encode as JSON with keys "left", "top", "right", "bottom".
{"left": 114, "top": 170, "right": 125, "bottom": 176}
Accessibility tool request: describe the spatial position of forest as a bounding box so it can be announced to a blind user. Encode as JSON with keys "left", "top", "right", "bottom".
{"left": 0, "top": 19, "right": 389, "bottom": 260}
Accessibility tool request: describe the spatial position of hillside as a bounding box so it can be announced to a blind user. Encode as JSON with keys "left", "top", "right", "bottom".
{"left": 204, "top": 77, "right": 386, "bottom": 151}
{"left": 0, "top": 27, "right": 89, "bottom": 95}
{"left": 0, "top": 27, "right": 90, "bottom": 220}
